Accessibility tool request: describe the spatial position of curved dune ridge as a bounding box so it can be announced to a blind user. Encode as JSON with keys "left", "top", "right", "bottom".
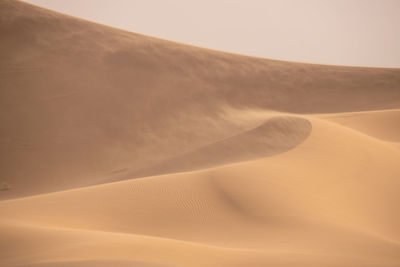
{"left": 125, "top": 115, "right": 312, "bottom": 179}
{"left": 0, "top": 0, "right": 400, "bottom": 266}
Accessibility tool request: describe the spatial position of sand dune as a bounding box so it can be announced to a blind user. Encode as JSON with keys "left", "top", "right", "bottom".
{"left": 321, "top": 109, "right": 400, "bottom": 142}
{"left": 125, "top": 115, "right": 312, "bottom": 179}
{"left": 1, "top": 0, "right": 400, "bottom": 266}
{"left": 1, "top": 117, "right": 400, "bottom": 266}
{"left": 2, "top": 0, "right": 400, "bottom": 199}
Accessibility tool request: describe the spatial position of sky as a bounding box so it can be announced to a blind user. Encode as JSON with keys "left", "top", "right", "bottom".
{"left": 24, "top": 0, "right": 400, "bottom": 68}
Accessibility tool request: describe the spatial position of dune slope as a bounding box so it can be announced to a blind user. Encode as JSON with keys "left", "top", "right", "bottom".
{"left": 1, "top": 0, "right": 400, "bottom": 198}
{"left": 321, "top": 109, "right": 400, "bottom": 142}
{"left": 1, "top": 117, "right": 400, "bottom": 266}
{"left": 0, "top": 1, "right": 400, "bottom": 267}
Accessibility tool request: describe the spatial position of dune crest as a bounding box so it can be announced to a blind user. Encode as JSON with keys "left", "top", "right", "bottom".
{"left": 125, "top": 115, "right": 312, "bottom": 179}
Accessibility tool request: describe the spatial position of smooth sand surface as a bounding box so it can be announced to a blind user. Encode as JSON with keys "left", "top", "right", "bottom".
{"left": 322, "top": 109, "right": 400, "bottom": 142}
{"left": 1, "top": 1, "right": 400, "bottom": 266}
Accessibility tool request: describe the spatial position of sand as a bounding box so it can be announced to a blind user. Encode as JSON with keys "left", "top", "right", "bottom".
{"left": 0, "top": 1, "right": 400, "bottom": 266}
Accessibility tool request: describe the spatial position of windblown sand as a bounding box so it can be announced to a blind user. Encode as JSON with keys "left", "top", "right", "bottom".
{"left": 1, "top": 1, "right": 400, "bottom": 266}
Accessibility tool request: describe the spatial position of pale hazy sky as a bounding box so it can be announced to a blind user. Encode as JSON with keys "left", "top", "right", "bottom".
{"left": 24, "top": 0, "right": 400, "bottom": 67}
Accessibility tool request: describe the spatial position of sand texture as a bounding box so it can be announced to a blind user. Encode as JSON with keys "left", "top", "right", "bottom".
{"left": 1, "top": 1, "right": 400, "bottom": 266}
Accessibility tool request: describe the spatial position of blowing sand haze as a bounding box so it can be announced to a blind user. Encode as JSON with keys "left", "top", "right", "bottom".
{"left": 1, "top": 1, "right": 400, "bottom": 266}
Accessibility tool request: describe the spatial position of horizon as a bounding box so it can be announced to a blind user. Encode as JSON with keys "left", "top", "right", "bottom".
{"left": 23, "top": 0, "right": 400, "bottom": 68}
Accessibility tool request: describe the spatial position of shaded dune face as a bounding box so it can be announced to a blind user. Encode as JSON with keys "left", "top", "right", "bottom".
{"left": 129, "top": 116, "right": 312, "bottom": 178}
{"left": 1, "top": 1, "right": 400, "bottom": 267}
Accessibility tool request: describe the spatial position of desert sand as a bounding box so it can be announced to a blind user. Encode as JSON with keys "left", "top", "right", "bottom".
{"left": 1, "top": 1, "right": 400, "bottom": 266}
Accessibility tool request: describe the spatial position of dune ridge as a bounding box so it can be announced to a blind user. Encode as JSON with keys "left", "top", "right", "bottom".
{"left": 120, "top": 115, "right": 312, "bottom": 180}
{"left": 1, "top": 0, "right": 400, "bottom": 266}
